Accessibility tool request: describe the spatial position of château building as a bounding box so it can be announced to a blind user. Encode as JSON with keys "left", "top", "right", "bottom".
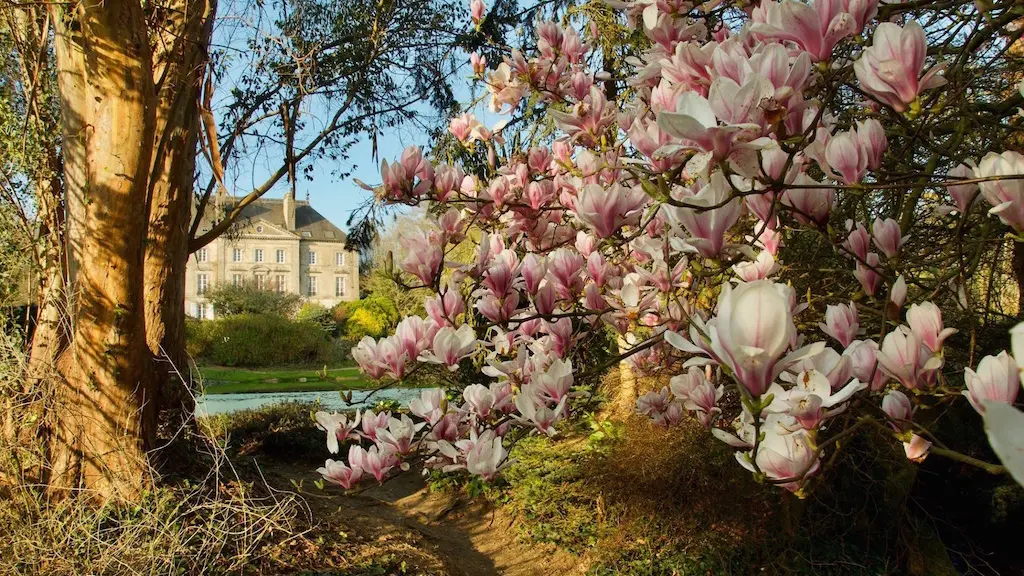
{"left": 185, "top": 192, "right": 359, "bottom": 319}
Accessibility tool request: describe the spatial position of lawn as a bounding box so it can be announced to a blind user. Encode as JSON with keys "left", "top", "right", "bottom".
{"left": 198, "top": 365, "right": 375, "bottom": 394}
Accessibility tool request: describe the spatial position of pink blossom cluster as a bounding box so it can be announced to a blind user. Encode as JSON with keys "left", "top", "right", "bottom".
{"left": 315, "top": 0, "right": 1024, "bottom": 492}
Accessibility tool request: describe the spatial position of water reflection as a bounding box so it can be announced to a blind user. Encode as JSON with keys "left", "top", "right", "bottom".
{"left": 195, "top": 388, "right": 422, "bottom": 416}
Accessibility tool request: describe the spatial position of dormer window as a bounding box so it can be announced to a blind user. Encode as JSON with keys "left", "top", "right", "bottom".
{"left": 256, "top": 225, "right": 265, "bottom": 233}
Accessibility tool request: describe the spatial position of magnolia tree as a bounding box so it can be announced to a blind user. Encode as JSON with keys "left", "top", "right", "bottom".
{"left": 315, "top": 0, "right": 1024, "bottom": 495}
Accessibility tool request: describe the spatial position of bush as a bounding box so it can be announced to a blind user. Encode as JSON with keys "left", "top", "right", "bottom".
{"left": 296, "top": 302, "right": 337, "bottom": 335}
{"left": 337, "top": 295, "right": 400, "bottom": 340}
{"left": 204, "top": 282, "right": 301, "bottom": 317}
{"left": 186, "top": 314, "right": 329, "bottom": 367}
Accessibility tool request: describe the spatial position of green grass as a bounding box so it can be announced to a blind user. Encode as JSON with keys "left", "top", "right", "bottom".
{"left": 197, "top": 365, "right": 375, "bottom": 394}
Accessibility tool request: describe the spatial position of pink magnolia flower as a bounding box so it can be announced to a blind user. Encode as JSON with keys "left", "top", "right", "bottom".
{"left": 854, "top": 252, "right": 882, "bottom": 296}
{"left": 377, "top": 414, "right": 426, "bottom": 456}
{"left": 890, "top": 275, "right": 907, "bottom": 309}
{"left": 409, "top": 388, "right": 446, "bottom": 424}
{"left": 549, "top": 86, "right": 616, "bottom": 147}
{"left": 394, "top": 316, "right": 438, "bottom": 363}
{"left": 664, "top": 172, "right": 743, "bottom": 257}
{"left": 470, "top": 51, "right": 486, "bottom": 75}
{"left": 856, "top": 118, "right": 887, "bottom": 171}
{"left": 352, "top": 336, "right": 388, "bottom": 379}
{"left": 575, "top": 183, "right": 648, "bottom": 238}
{"left": 845, "top": 339, "right": 887, "bottom": 391}
{"left": 733, "top": 250, "right": 778, "bottom": 282}
{"left": 315, "top": 411, "right": 362, "bottom": 454}
{"left": 463, "top": 383, "right": 497, "bottom": 418}
{"left": 515, "top": 384, "right": 566, "bottom": 436}
{"left": 425, "top": 288, "right": 465, "bottom": 327}
{"left": 419, "top": 325, "right": 478, "bottom": 370}
{"left": 381, "top": 146, "right": 434, "bottom": 201}
{"left": 876, "top": 326, "right": 940, "bottom": 390}
{"left": 349, "top": 445, "right": 399, "bottom": 483}
{"left": 871, "top": 217, "right": 903, "bottom": 258}
{"left": 844, "top": 221, "right": 870, "bottom": 260}
{"left": 400, "top": 230, "right": 443, "bottom": 286}
{"left": 359, "top": 410, "right": 391, "bottom": 442}
{"left": 945, "top": 163, "right": 978, "bottom": 213}
{"left": 656, "top": 83, "right": 763, "bottom": 161}
{"left": 318, "top": 451, "right": 365, "bottom": 489}
{"left": 975, "top": 151, "right": 1024, "bottom": 233}
{"left": 750, "top": 0, "right": 856, "bottom": 62}
{"left": 748, "top": 424, "right": 820, "bottom": 492}
{"left": 713, "top": 280, "right": 812, "bottom": 397}
{"left": 882, "top": 389, "right": 913, "bottom": 425}
{"left": 782, "top": 174, "right": 834, "bottom": 226}
{"left": 825, "top": 129, "right": 868, "bottom": 185}
{"left": 906, "top": 302, "right": 956, "bottom": 353}
{"left": 637, "top": 387, "right": 672, "bottom": 416}
{"left": 470, "top": 0, "right": 485, "bottom": 24}
{"left": 903, "top": 434, "right": 932, "bottom": 463}
{"left": 963, "top": 351, "right": 1020, "bottom": 414}
{"left": 465, "top": 433, "right": 507, "bottom": 480}
{"left": 820, "top": 302, "right": 860, "bottom": 348}
{"left": 854, "top": 21, "right": 947, "bottom": 113}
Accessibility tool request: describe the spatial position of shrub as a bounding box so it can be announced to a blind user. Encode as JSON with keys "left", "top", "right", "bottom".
{"left": 204, "top": 282, "right": 301, "bottom": 317}
{"left": 296, "top": 302, "right": 337, "bottom": 335}
{"left": 339, "top": 295, "right": 400, "bottom": 340}
{"left": 186, "top": 313, "right": 329, "bottom": 367}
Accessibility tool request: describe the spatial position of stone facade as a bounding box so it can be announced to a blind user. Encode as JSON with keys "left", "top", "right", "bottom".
{"left": 186, "top": 193, "right": 359, "bottom": 319}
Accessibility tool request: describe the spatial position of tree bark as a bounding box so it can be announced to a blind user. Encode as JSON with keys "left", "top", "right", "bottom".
{"left": 47, "top": 1, "right": 156, "bottom": 501}
{"left": 612, "top": 334, "right": 638, "bottom": 419}
{"left": 142, "top": 0, "right": 215, "bottom": 424}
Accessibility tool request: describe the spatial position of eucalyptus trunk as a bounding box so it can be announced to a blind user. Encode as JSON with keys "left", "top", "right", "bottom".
{"left": 46, "top": 1, "right": 156, "bottom": 500}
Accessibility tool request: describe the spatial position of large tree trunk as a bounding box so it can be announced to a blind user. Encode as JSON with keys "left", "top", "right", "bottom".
{"left": 46, "top": 1, "right": 156, "bottom": 501}
{"left": 143, "top": 0, "right": 215, "bottom": 424}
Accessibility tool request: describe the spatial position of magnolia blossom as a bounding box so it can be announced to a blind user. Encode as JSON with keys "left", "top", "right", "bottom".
{"left": 318, "top": 450, "right": 365, "bottom": 489}
{"left": 713, "top": 280, "right": 808, "bottom": 397}
{"left": 664, "top": 172, "right": 742, "bottom": 257}
{"left": 854, "top": 21, "right": 946, "bottom": 112}
{"left": 945, "top": 163, "right": 978, "bottom": 213}
{"left": 419, "top": 324, "right": 479, "bottom": 369}
{"left": 825, "top": 129, "right": 867, "bottom": 185}
{"left": 819, "top": 302, "right": 859, "bottom": 348}
{"left": 750, "top": 0, "right": 855, "bottom": 62}
{"left": 963, "top": 352, "right": 1020, "bottom": 414}
{"left": 315, "top": 411, "right": 361, "bottom": 454}
{"left": 975, "top": 151, "right": 1024, "bottom": 233}
{"left": 881, "top": 390, "right": 913, "bottom": 426}
{"left": 903, "top": 434, "right": 932, "bottom": 463}
{"left": 906, "top": 302, "right": 956, "bottom": 353}
{"left": 465, "top": 433, "right": 508, "bottom": 480}
{"left": 575, "top": 183, "right": 648, "bottom": 238}
{"left": 871, "top": 218, "right": 903, "bottom": 259}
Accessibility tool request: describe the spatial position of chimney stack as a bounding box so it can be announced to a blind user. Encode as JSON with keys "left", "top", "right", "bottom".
{"left": 283, "top": 191, "right": 296, "bottom": 231}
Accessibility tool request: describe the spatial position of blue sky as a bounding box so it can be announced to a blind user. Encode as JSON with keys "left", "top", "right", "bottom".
{"left": 210, "top": 0, "right": 499, "bottom": 233}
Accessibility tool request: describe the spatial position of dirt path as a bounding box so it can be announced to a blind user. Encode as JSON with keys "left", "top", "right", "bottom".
{"left": 257, "top": 462, "right": 587, "bottom": 576}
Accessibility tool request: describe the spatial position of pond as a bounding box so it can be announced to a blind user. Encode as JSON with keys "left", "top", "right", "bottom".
{"left": 195, "top": 387, "right": 423, "bottom": 416}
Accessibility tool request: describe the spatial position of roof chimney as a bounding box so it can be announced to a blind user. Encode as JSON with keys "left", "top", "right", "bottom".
{"left": 283, "top": 191, "right": 296, "bottom": 231}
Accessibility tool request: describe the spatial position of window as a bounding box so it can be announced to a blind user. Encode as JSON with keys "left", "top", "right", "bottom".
{"left": 335, "top": 276, "right": 346, "bottom": 297}
{"left": 196, "top": 302, "right": 209, "bottom": 320}
{"left": 232, "top": 248, "right": 242, "bottom": 262}
{"left": 335, "top": 252, "right": 345, "bottom": 266}
{"left": 275, "top": 275, "right": 286, "bottom": 293}
{"left": 308, "top": 251, "right": 318, "bottom": 265}
{"left": 232, "top": 274, "right": 243, "bottom": 286}
{"left": 276, "top": 249, "right": 286, "bottom": 263}
{"left": 307, "top": 275, "right": 318, "bottom": 296}
{"left": 255, "top": 274, "right": 266, "bottom": 290}
{"left": 254, "top": 248, "right": 264, "bottom": 263}
{"left": 197, "top": 248, "right": 208, "bottom": 262}
{"left": 196, "top": 273, "right": 209, "bottom": 295}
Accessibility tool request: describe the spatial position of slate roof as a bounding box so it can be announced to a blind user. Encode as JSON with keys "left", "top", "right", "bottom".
{"left": 228, "top": 197, "right": 347, "bottom": 243}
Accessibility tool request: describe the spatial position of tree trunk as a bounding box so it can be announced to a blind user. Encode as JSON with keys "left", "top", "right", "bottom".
{"left": 47, "top": 1, "right": 156, "bottom": 501}
{"left": 143, "top": 0, "right": 215, "bottom": 424}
